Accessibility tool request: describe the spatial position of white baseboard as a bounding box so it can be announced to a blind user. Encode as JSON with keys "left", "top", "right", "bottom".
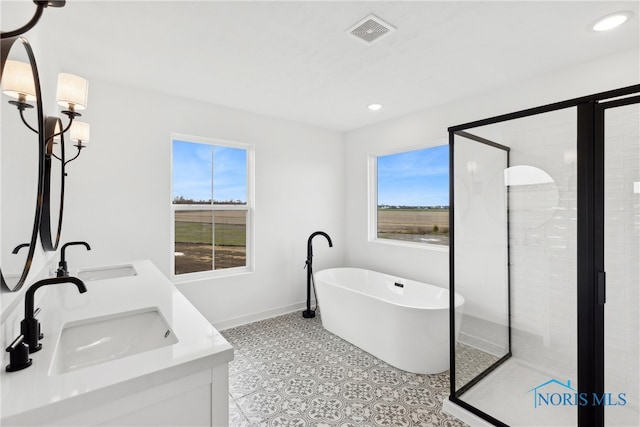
{"left": 214, "top": 300, "right": 316, "bottom": 331}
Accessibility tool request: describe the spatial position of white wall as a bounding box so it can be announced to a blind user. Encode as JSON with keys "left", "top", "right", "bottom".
{"left": 343, "top": 48, "right": 639, "bottom": 290}
{"left": 1, "top": 2, "right": 346, "bottom": 332}
{"left": 17, "top": 71, "right": 345, "bottom": 328}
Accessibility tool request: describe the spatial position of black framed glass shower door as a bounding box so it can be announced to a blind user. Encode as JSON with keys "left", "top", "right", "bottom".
{"left": 448, "top": 85, "right": 640, "bottom": 427}
{"left": 597, "top": 96, "right": 640, "bottom": 427}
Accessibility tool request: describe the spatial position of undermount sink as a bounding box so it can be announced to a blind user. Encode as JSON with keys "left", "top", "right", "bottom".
{"left": 49, "top": 308, "right": 178, "bottom": 375}
{"left": 77, "top": 265, "right": 137, "bottom": 281}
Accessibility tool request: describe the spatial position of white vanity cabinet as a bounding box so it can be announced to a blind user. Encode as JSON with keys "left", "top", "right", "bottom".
{"left": 1, "top": 260, "right": 233, "bottom": 427}
{"left": 44, "top": 366, "right": 228, "bottom": 426}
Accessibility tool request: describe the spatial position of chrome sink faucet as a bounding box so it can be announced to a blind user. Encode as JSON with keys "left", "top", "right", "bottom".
{"left": 5, "top": 277, "right": 87, "bottom": 372}
{"left": 56, "top": 241, "right": 91, "bottom": 277}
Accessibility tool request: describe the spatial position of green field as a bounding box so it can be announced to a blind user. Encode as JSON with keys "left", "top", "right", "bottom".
{"left": 174, "top": 210, "right": 247, "bottom": 273}
{"left": 175, "top": 222, "right": 246, "bottom": 246}
{"left": 377, "top": 208, "right": 449, "bottom": 245}
{"left": 174, "top": 210, "right": 246, "bottom": 246}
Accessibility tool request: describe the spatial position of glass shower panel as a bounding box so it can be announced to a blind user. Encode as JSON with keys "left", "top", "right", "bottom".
{"left": 604, "top": 103, "right": 640, "bottom": 426}
{"left": 453, "top": 133, "right": 510, "bottom": 393}
{"left": 453, "top": 107, "right": 578, "bottom": 426}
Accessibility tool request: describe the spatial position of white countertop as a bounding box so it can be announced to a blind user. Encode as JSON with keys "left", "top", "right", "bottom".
{"left": 1, "top": 260, "right": 233, "bottom": 424}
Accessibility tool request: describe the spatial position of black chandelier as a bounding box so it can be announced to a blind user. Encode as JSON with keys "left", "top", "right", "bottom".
{"left": 1, "top": 0, "right": 90, "bottom": 291}
{"left": 1, "top": 1, "right": 66, "bottom": 40}
{"left": 1, "top": 0, "right": 90, "bottom": 166}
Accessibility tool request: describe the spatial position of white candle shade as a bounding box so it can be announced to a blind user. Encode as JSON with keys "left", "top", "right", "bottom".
{"left": 56, "top": 73, "right": 88, "bottom": 110}
{"left": 1, "top": 60, "right": 37, "bottom": 101}
{"left": 70, "top": 121, "right": 90, "bottom": 143}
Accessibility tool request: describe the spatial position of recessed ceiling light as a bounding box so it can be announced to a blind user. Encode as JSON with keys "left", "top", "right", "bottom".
{"left": 368, "top": 103, "right": 382, "bottom": 111}
{"left": 592, "top": 11, "right": 631, "bottom": 32}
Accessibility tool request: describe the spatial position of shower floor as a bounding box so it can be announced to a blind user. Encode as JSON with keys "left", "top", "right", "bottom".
{"left": 459, "top": 358, "right": 576, "bottom": 426}
{"left": 457, "top": 357, "right": 639, "bottom": 427}
{"left": 221, "top": 311, "right": 468, "bottom": 427}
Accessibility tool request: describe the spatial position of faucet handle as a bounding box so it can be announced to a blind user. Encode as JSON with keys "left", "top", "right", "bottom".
{"left": 20, "top": 317, "right": 42, "bottom": 353}
{"left": 5, "top": 335, "right": 32, "bottom": 372}
{"left": 33, "top": 308, "right": 44, "bottom": 340}
{"left": 56, "top": 263, "right": 68, "bottom": 277}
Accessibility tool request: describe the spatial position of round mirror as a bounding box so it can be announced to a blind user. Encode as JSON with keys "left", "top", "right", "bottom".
{"left": 40, "top": 117, "right": 65, "bottom": 251}
{"left": 1, "top": 36, "right": 46, "bottom": 291}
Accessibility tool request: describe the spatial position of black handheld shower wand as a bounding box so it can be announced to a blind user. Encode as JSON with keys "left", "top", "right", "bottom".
{"left": 303, "top": 231, "right": 333, "bottom": 318}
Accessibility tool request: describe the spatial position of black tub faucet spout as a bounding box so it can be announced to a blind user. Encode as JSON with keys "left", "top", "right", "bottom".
{"left": 306, "top": 231, "right": 333, "bottom": 264}
{"left": 303, "top": 231, "right": 333, "bottom": 319}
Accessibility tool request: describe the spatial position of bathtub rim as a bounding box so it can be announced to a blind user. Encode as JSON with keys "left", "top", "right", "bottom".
{"left": 314, "top": 267, "right": 465, "bottom": 311}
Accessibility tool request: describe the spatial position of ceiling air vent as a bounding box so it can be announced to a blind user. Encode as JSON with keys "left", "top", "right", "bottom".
{"left": 348, "top": 14, "right": 396, "bottom": 44}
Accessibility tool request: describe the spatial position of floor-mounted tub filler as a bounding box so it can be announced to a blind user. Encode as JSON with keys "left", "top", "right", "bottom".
{"left": 314, "top": 267, "right": 464, "bottom": 374}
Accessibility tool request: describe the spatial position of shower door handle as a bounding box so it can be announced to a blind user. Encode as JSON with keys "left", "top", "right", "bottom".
{"left": 597, "top": 271, "right": 606, "bottom": 305}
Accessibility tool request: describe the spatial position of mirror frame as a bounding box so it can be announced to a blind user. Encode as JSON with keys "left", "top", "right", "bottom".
{"left": 0, "top": 36, "right": 46, "bottom": 292}
{"left": 40, "top": 116, "right": 65, "bottom": 251}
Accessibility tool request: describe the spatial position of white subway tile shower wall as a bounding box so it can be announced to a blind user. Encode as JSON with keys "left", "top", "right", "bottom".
{"left": 463, "top": 108, "right": 579, "bottom": 379}
{"left": 459, "top": 104, "right": 639, "bottom": 426}
{"left": 506, "top": 109, "right": 578, "bottom": 379}
{"left": 604, "top": 103, "right": 640, "bottom": 424}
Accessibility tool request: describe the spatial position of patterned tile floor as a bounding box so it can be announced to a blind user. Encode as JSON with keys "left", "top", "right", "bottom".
{"left": 454, "top": 343, "right": 500, "bottom": 390}
{"left": 221, "top": 311, "right": 470, "bottom": 427}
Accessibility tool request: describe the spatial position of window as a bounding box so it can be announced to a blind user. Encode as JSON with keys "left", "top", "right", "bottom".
{"left": 372, "top": 144, "right": 449, "bottom": 247}
{"left": 171, "top": 135, "right": 253, "bottom": 277}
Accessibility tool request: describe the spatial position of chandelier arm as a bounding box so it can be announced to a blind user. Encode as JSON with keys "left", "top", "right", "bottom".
{"left": 64, "top": 146, "right": 82, "bottom": 167}
{"left": 0, "top": 4, "right": 45, "bottom": 39}
{"left": 19, "top": 109, "right": 39, "bottom": 133}
{"left": 47, "top": 115, "right": 80, "bottom": 157}
{"left": 47, "top": 115, "right": 75, "bottom": 144}
{"left": 57, "top": 115, "right": 75, "bottom": 136}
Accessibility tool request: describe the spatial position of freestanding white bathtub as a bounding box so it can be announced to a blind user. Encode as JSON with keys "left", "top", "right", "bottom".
{"left": 314, "top": 268, "right": 465, "bottom": 374}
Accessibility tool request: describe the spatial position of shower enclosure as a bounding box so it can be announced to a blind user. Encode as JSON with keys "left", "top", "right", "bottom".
{"left": 448, "top": 85, "right": 640, "bottom": 427}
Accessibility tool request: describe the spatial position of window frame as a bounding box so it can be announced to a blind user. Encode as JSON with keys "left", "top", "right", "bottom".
{"left": 170, "top": 133, "right": 255, "bottom": 282}
{"left": 368, "top": 140, "right": 449, "bottom": 252}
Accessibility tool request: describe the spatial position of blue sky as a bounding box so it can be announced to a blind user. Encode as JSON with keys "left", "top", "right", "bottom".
{"left": 377, "top": 145, "right": 449, "bottom": 206}
{"left": 172, "top": 140, "right": 247, "bottom": 202}
{"left": 173, "top": 140, "right": 447, "bottom": 206}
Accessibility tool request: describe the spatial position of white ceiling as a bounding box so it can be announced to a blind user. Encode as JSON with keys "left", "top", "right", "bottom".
{"left": 2, "top": 1, "right": 639, "bottom": 132}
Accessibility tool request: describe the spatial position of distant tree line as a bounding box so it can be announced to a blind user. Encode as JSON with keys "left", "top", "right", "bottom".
{"left": 378, "top": 205, "right": 449, "bottom": 210}
{"left": 173, "top": 196, "right": 245, "bottom": 205}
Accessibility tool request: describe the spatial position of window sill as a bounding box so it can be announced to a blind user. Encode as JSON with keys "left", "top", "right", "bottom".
{"left": 171, "top": 266, "right": 254, "bottom": 285}
{"left": 369, "top": 237, "right": 449, "bottom": 252}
